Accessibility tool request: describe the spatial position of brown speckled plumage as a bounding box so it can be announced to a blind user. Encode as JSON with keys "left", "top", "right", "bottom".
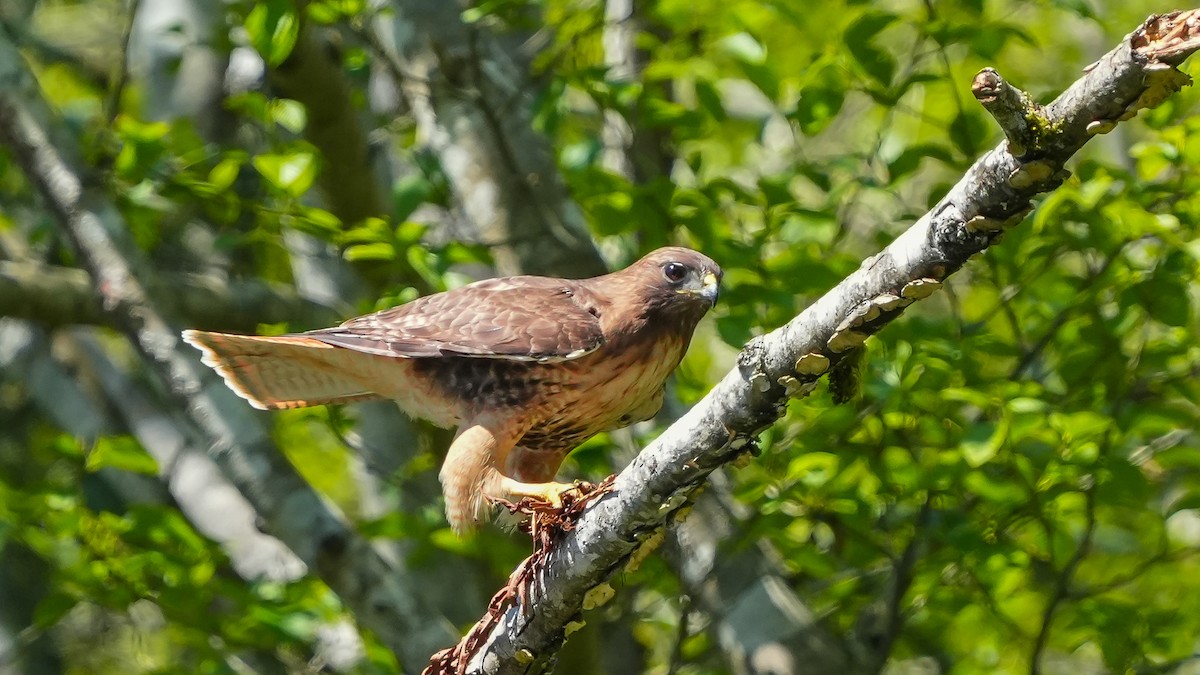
{"left": 182, "top": 247, "right": 722, "bottom": 533}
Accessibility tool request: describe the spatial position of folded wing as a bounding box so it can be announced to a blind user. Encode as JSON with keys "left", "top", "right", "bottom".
{"left": 305, "top": 276, "right": 606, "bottom": 362}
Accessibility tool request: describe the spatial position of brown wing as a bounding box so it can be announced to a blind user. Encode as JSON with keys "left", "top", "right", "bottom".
{"left": 302, "top": 276, "right": 606, "bottom": 362}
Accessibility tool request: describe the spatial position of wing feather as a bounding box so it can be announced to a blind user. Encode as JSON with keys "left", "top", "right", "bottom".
{"left": 301, "top": 276, "right": 606, "bottom": 362}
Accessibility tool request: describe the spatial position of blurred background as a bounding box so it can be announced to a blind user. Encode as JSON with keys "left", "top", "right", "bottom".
{"left": 1, "top": 0, "right": 1199, "bottom": 673}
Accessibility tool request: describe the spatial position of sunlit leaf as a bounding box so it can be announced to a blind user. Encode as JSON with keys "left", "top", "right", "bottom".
{"left": 245, "top": 0, "right": 300, "bottom": 66}
{"left": 85, "top": 436, "right": 159, "bottom": 476}
{"left": 845, "top": 11, "right": 897, "bottom": 86}
{"left": 253, "top": 151, "right": 318, "bottom": 197}
{"left": 962, "top": 419, "right": 1008, "bottom": 468}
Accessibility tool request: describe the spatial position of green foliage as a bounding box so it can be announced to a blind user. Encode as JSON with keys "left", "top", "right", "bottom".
{"left": 84, "top": 436, "right": 159, "bottom": 476}
{"left": 4, "top": 0, "right": 1200, "bottom": 673}
{"left": 0, "top": 417, "right": 341, "bottom": 673}
{"left": 537, "top": 0, "right": 1200, "bottom": 671}
{"left": 244, "top": 0, "right": 300, "bottom": 66}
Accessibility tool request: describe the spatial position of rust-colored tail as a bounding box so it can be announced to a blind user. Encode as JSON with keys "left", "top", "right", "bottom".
{"left": 181, "top": 330, "right": 382, "bottom": 410}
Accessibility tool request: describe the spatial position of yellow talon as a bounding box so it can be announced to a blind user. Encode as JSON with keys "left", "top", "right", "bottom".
{"left": 497, "top": 477, "right": 578, "bottom": 508}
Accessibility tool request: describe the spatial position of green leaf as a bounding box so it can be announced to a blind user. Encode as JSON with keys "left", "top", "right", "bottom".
{"left": 306, "top": 1, "right": 339, "bottom": 24}
{"left": 792, "top": 63, "right": 847, "bottom": 136}
{"left": 343, "top": 242, "right": 396, "bottom": 262}
{"left": 694, "top": 79, "right": 727, "bottom": 121}
{"left": 395, "top": 220, "right": 428, "bottom": 245}
{"left": 1007, "top": 397, "right": 1049, "bottom": 414}
{"left": 949, "top": 111, "right": 991, "bottom": 158}
{"left": 86, "top": 436, "right": 159, "bottom": 476}
{"left": 787, "top": 452, "right": 841, "bottom": 488}
{"left": 642, "top": 98, "right": 698, "bottom": 126}
{"left": 269, "top": 99, "right": 307, "bottom": 133}
{"left": 961, "top": 419, "right": 1007, "bottom": 468}
{"left": 1049, "top": 411, "right": 1112, "bottom": 442}
{"left": 844, "top": 11, "right": 897, "bottom": 85}
{"left": 430, "top": 527, "right": 477, "bottom": 555}
{"left": 718, "top": 32, "right": 767, "bottom": 65}
{"left": 114, "top": 116, "right": 171, "bottom": 143}
{"left": 1127, "top": 252, "right": 1196, "bottom": 328}
{"left": 253, "top": 151, "right": 318, "bottom": 197}
{"left": 340, "top": 217, "right": 392, "bottom": 244}
{"left": 392, "top": 173, "right": 434, "bottom": 222}
{"left": 794, "top": 86, "right": 845, "bottom": 136}
{"left": 245, "top": 0, "right": 300, "bottom": 66}
{"left": 33, "top": 592, "right": 78, "bottom": 628}
{"left": 207, "top": 154, "right": 248, "bottom": 193}
{"left": 460, "top": 0, "right": 527, "bottom": 24}
{"left": 887, "top": 143, "right": 955, "bottom": 181}
{"left": 298, "top": 206, "right": 342, "bottom": 234}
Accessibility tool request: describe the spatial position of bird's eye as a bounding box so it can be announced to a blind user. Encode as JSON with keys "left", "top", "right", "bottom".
{"left": 663, "top": 262, "right": 688, "bottom": 283}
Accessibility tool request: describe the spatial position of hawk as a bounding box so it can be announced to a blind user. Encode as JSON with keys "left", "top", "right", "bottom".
{"left": 183, "top": 247, "right": 721, "bottom": 533}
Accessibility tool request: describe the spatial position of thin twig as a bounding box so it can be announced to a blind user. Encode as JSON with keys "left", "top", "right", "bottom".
{"left": 665, "top": 594, "right": 694, "bottom": 675}
{"left": 1028, "top": 487, "right": 1096, "bottom": 675}
{"left": 105, "top": 0, "right": 141, "bottom": 126}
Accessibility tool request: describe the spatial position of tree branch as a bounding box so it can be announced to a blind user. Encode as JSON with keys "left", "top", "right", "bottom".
{"left": 0, "top": 260, "right": 338, "bottom": 332}
{"left": 434, "top": 10, "right": 1200, "bottom": 672}
{"left": 370, "top": 1, "right": 608, "bottom": 278}
{"left": 668, "top": 467, "right": 852, "bottom": 674}
{"left": 269, "top": 19, "right": 387, "bottom": 225}
{"left": 126, "top": 0, "right": 230, "bottom": 140}
{"left": 1029, "top": 487, "right": 1097, "bottom": 675}
{"left": 851, "top": 495, "right": 934, "bottom": 672}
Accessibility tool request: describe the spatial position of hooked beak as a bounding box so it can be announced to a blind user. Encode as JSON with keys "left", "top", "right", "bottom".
{"left": 699, "top": 271, "right": 720, "bottom": 306}
{"left": 675, "top": 269, "right": 722, "bottom": 306}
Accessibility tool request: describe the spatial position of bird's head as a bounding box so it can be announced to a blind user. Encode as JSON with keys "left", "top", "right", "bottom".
{"left": 628, "top": 247, "right": 723, "bottom": 322}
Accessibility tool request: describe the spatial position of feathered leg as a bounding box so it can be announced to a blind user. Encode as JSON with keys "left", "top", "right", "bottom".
{"left": 440, "top": 417, "right": 574, "bottom": 534}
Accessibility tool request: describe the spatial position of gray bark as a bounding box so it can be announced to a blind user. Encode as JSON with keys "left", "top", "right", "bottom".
{"left": 375, "top": 0, "right": 607, "bottom": 278}
{"left": 0, "top": 260, "right": 338, "bottom": 332}
{"left": 600, "top": 0, "right": 637, "bottom": 180}
{"left": 127, "top": 0, "right": 228, "bottom": 139}
{"left": 598, "top": 0, "right": 672, "bottom": 185}
{"left": 669, "top": 472, "right": 852, "bottom": 674}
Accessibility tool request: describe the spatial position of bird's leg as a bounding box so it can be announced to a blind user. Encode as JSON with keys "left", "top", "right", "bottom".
{"left": 440, "top": 417, "right": 530, "bottom": 534}
{"left": 441, "top": 417, "right": 582, "bottom": 533}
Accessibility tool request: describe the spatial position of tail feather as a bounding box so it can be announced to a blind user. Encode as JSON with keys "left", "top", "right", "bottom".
{"left": 181, "top": 330, "right": 382, "bottom": 410}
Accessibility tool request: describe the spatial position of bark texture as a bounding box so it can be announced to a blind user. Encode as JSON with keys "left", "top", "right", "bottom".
{"left": 0, "top": 260, "right": 338, "bottom": 332}
{"left": 376, "top": 0, "right": 608, "bottom": 278}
